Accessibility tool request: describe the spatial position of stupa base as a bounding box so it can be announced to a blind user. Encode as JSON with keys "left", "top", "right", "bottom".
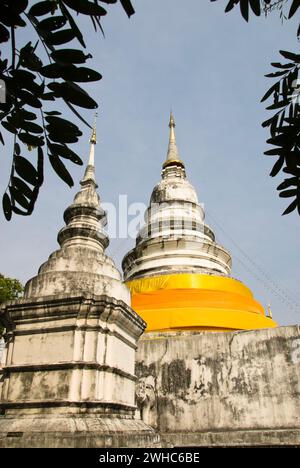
{"left": 0, "top": 413, "right": 160, "bottom": 448}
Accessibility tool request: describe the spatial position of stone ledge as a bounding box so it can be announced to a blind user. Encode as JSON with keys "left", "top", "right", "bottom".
{"left": 1, "top": 293, "right": 146, "bottom": 341}
{"left": 2, "top": 361, "right": 137, "bottom": 381}
{"left": 160, "top": 428, "right": 300, "bottom": 447}
{"left": 0, "top": 416, "right": 161, "bottom": 448}
{"left": 1, "top": 400, "right": 136, "bottom": 413}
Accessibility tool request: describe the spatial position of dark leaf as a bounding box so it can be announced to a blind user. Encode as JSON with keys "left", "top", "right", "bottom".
{"left": 261, "top": 82, "right": 280, "bottom": 103}
{"left": 6, "top": 113, "right": 24, "bottom": 130}
{"left": 271, "top": 62, "right": 294, "bottom": 70}
{"left": 2, "top": 120, "right": 17, "bottom": 134}
{"left": 249, "top": 0, "right": 260, "bottom": 16}
{"left": 19, "top": 42, "right": 43, "bottom": 71}
{"left": 225, "top": 0, "right": 236, "bottom": 13}
{"left": 278, "top": 109, "right": 286, "bottom": 128}
{"left": 0, "top": 23, "right": 10, "bottom": 43}
{"left": 0, "top": 4, "right": 26, "bottom": 27}
{"left": 11, "top": 205, "right": 28, "bottom": 215}
{"left": 48, "top": 81, "right": 97, "bottom": 109}
{"left": 40, "top": 63, "right": 63, "bottom": 79}
{"left": 289, "top": 0, "right": 300, "bottom": 19}
{"left": 262, "top": 114, "right": 279, "bottom": 128}
{"left": 120, "top": 0, "right": 135, "bottom": 17}
{"left": 45, "top": 115, "right": 81, "bottom": 131}
{"left": 42, "top": 92, "right": 55, "bottom": 101}
{"left": 270, "top": 155, "right": 284, "bottom": 177}
{"left": 267, "top": 133, "right": 290, "bottom": 147}
{"left": 49, "top": 153, "right": 74, "bottom": 187}
{"left": 280, "top": 50, "right": 300, "bottom": 63}
{"left": 282, "top": 199, "right": 298, "bottom": 215}
{"left": 11, "top": 0, "right": 29, "bottom": 15}
{"left": 10, "top": 70, "right": 44, "bottom": 96}
{"left": 37, "top": 146, "right": 44, "bottom": 185}
{"left": 279, "top": 189, "right": 298, "bottom": 198}
{"left": 282, "top": 76, "right": 288, "bottom": 97}
{"left": 2, "top": 193, "right": 12, "bottom": 221}
{"left": 12, "top": 177, "right": 33, "bottom": 199}
{"left": 19, "top": 109, "right": 37, "bottom": 121}
{"left": 62, "top": 0, "right": 107, "bottom": 16}
{"left": 64, "top": 100, "right": 92, "bottom": 128}
{"left": 46, "top": 29, "right": 76, "bottom": 45}
{"left": 267, "top": 99, "right": 290, "bottom": 110}
{"left": 29, "top": 1, "right": 57, "bottom": 16}
{"left": 59, "top": 1, "right": 86, "bottom": 47}
{"left": 18, "top": 132, "right": 44, "bottom": 147}
{"left": 0, "top": 56, "right": 8, "bottom": 72}
{"left": 15, "top": 156, "right": 39, "bottom": 186}
{"left": 19, "top": 121, "right": 43, "bottom": 134}
{"left": 51, "top": 48, "right": 92, "bottom": 64}
{"left": 18, "top": 90, "right": 42, "bottom": 108}
{"left": 15, "top": 143, "right": 21, "bottom": 155}
{"left": 283, "top": 167, "right": 300, "bottom": 176}
{"left": 265, "top": 70, "right": 288, "bottom": 78}
{"left": 277, "top": 177, "right": 298, "bottom": 191}
{"left": 61, "top": 66, "right": 102, "bottom": 82}
{"left": 267, "top": 114, "right": 279, "bottom": 138}
{"left": 10, "top": 68, "right": 37, "bottom": 82}
{"left": 38, "top": 16, "right": 67, "bottom": 32}
{"left": 47, "top": 128, "right": 80, "bottom": 143}
{"left": 240, "top": 0, "right": 249, "bottom": 21}
{"left": 264, "top": 148, "right": 283, "bottom": 156}
{"left": 44, "top": 111, "right": 61, "bottom": 116}
{"left": 48, "top": 142, "right": 83, "bottom": 164}
{"left": 9, "top": 186, "right": 30, "bottom": 209}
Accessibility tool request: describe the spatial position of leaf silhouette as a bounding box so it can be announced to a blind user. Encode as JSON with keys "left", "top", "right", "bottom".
{"left": 49, "top": 153, "right": 74, "bottom": 187}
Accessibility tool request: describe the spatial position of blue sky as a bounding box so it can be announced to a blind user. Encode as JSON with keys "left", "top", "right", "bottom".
{"left": 0, "top": 0, "right": 299, "bottom": 325}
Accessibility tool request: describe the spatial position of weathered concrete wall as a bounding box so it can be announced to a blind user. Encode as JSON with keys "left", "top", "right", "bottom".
{"left": 136, "top": 325, "right": 300, "bottom": 446}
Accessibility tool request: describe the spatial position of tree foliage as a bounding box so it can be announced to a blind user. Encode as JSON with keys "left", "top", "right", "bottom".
{"left": 212, "top": 0, "right": 300, "bottom": 215}
{"left": 262, "top": 49, "right": 300, "bottom": 215}
{"left": 0, "top": 1, "right": 299, "bottom": 218}
{"left": 0, "top": 273, "right": 23, "bottom": 338}
{"left": 0, "top": 273, "right": 24, "bottom": 304}
{"left": 0, "top": 0, "right": 134, "bottom": 221}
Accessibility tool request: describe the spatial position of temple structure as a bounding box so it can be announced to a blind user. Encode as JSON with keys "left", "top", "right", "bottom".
{"left": 123, "top": 113, "right": 277, "bottom": 332}
{"left": 126, "top": 114, "right": 300, "bottom": 447}
{"left": 1, "top": 113, "right": 299, "bottom": 448}
{"left": 0, "top": 124, "right": 159, "bottom": 448}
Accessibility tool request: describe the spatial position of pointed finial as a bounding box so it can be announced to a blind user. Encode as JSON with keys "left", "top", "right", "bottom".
{"left": 82, "top": 113, "right": 98, "bottom": 185}
{"left": 169, "top": 111, "right": 175, "bottom": 129}
{"left": 90, "top": 112, "right": 97, "bottom": 145}
{"left": 163, "top": 111, "right": 184, "bottom": 169}
{"left": 267, "top": 303, "right": 273, "bottom": 319}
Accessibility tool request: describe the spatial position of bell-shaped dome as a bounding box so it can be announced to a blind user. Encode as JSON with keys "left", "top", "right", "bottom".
{"left": 24, "top": 124, "right": 130, "bottom": 304}
{"left": 151, "top": 175, "right": 199, "bottom": 205}
{"left": 123, "top": 113, "right": 231, "bottom": 281}
{"left": 122, "top": 113, "right": 277, "bottom": 332}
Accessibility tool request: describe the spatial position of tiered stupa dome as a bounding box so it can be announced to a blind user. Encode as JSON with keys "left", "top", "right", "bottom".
{"left": 122, "top": 113, "right": 277, "bottom": 332}
{"left": 24, "top": 123, "right": 130, "bottom": 304}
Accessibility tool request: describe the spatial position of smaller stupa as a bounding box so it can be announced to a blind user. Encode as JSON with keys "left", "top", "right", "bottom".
{"left": 0, "top": 121, "right": 159, "bottom": 448}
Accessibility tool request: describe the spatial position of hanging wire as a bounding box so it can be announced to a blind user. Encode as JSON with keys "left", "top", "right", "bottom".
{"left": 206, "top": 209, "right": 300, "bottom": 316}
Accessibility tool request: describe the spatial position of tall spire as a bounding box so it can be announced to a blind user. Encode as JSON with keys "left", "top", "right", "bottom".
{"left": 82, "top": 113, "right": 97, "bottom": 184}
{"left": 163, "top": 111, "right": 184, "bottom": 169}
{"left": 24, "top": 111, "right": 123, "bottom": 299}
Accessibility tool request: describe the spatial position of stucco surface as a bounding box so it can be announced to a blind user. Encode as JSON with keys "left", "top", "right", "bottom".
{"left": 136, "top": 325, "right": 300, "bottom": 446}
